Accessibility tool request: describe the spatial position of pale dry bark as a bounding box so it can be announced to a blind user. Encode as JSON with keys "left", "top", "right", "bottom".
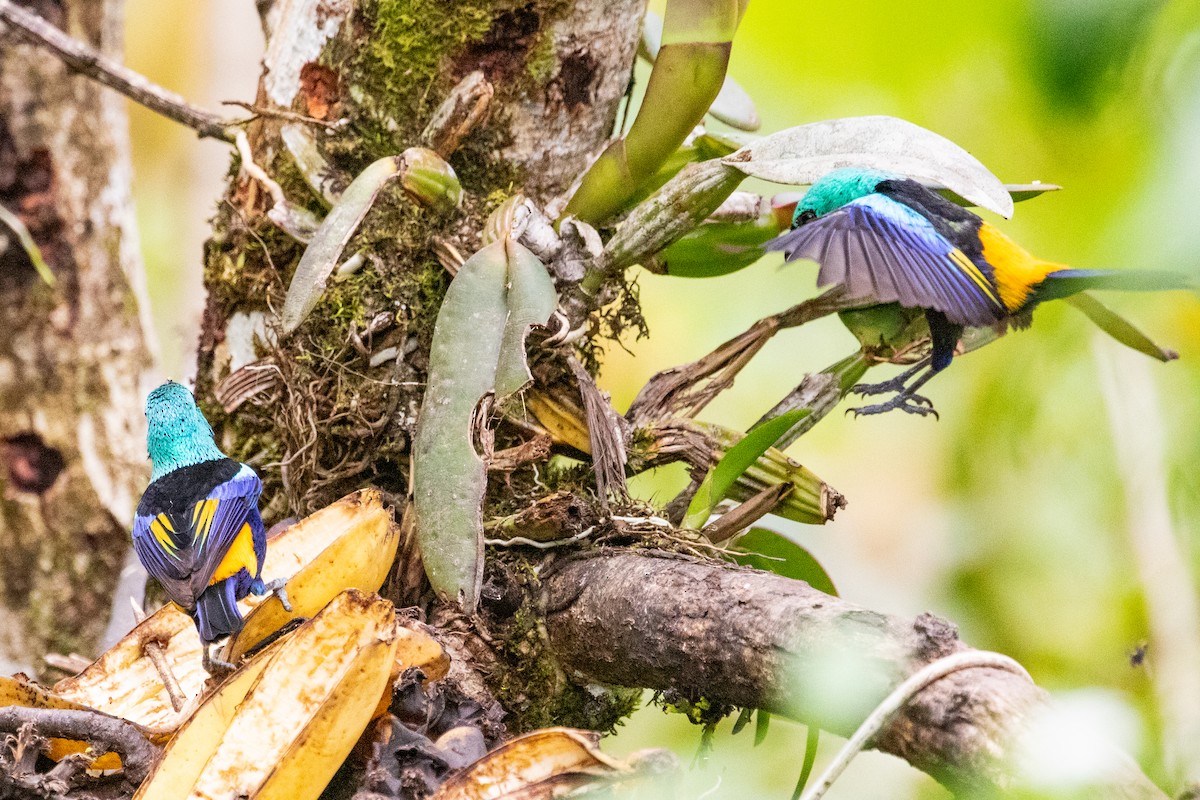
{"left": 0, "top": 0, "right": 154, "bottom": 669}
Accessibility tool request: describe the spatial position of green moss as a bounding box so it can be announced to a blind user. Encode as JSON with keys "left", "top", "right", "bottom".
{"left": 524, "top": 27, "right": 558, "bottom": 84}
{"left": 486, "top": 577, "right": 642, "bottom": 733}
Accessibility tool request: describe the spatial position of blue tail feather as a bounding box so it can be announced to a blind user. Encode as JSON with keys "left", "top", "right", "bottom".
{"left": 194, "top": 579, "right": 243, "bottom": 643}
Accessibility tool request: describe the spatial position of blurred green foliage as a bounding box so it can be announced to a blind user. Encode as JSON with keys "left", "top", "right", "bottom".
{"left": 601, "top": 1, "right": 1200, "bottom": 797}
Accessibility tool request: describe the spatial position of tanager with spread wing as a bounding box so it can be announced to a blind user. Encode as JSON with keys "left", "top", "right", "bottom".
{"left": 766, "top": 167, "right": 1192, "bottom": 416}
{"left": 132, "top": 381, "right": 289, "bottom": 672}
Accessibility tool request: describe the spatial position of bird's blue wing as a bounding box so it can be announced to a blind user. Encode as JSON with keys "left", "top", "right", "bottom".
{"left": 765, "top": 194, "right": 1005, "bottom": 327}
{"left": 185, "top": 465, "right": 264, "bottom": 600}
{"left": 132, "top": 513, "right": 195, "bottom": 605}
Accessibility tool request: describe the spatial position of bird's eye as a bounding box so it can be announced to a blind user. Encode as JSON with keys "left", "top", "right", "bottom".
{"left": 794, "top": 209, "right": 817, "bottom": 228}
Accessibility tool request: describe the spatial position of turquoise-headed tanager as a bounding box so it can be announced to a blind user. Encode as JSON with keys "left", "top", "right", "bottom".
{"left": 133, "top": 381, "right": 288, "bottom": 672}
{"left": 765, "top": 167, "right": 1192, "bottom": 416}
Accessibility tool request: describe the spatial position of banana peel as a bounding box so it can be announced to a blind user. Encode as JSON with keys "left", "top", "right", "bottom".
{"left": 135, "top": 589, "right": 398, "bottom": 800}
{"left": 431, "top": 727, "right": 655, "bottom": 800}
{"left": 222, "top": 489, "right": 400, "bottom": 662}
{"left": 54, "top": 602, "right": 207, "bottom": 734}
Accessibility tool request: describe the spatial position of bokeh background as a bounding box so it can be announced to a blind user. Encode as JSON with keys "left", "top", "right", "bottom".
{"left": 126, "top": 0, "right": 1200, "bottom": 796}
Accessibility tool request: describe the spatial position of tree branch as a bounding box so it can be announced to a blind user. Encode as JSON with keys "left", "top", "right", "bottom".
{"left": 0, "top": 0, "right": 235, "bottom": 141}
{"left": 540, "top": 550, "right": 1168, "bottom": 798}
{"left": 0, "top": 706, "right": 159, "bottom": 785}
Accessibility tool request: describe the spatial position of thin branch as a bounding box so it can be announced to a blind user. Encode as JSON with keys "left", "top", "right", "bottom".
{"left": 799, "top": 651, "right": 1029, "bottom": 800}
{"left": 0, "top": 706, "right": 159, "bottom": 784}
{"left": 626, "top": 287, "right": 858, "bottom": 425}
{"left": 130, "top": 600, "right": 186, "bottom": 713}
{"left": 0, "top": 0, "right": 235, "bottom": 141}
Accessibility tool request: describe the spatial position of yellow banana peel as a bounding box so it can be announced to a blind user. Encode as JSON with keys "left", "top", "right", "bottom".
{"left": 46, "top": 489, "right": 398, "bottom": 732}
{"left": 222, "top": 488, "right": 400, "bottom": 662}
{"left": 432, "top": 727, "right": 640, "bottom": 800}
{"left": 135, "top": 589, "right": 398, "bottom": 800}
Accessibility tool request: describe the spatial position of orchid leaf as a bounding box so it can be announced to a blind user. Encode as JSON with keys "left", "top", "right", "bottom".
{"left": 683, "top": 409, "right": 808, "bottom": 529}
{"left": 723, "top": 115, "right": 1014, "bottom": 218}
{"left": 413, "top": 239, "right": 556, "bottom": 611}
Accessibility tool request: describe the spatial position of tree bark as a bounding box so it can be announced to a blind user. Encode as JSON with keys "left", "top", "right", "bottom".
{"left": 541, "top": 551, "right": 1168, "bottom": 799}
{"left": 0, "top": 0, "right": 154, "bottom": 670}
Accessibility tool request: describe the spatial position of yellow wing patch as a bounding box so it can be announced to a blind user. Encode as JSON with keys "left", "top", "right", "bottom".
{"left": 191, "top": 498, "right": 220, "bottom": 546}
{"left": 210, "top": 523, "right": 258, "bottom": 585}
{"left": 150, "top": 513, "right": 178, "bottom": 556}
{"left": 978, "top": 223, "right": 1065, "bottom": 312}
{"left": 948, "top": 248, "right": 1002, "bottom": 307}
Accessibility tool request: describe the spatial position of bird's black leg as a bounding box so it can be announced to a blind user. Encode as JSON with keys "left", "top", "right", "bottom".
{"left": 202, "top": 642, "right": 237, "bottom": 675}
{"left": 849, "top": 366, "right": 940, "bottom": 419}
{"left": 851, "top": 357, "right": 932, "bottom": 398}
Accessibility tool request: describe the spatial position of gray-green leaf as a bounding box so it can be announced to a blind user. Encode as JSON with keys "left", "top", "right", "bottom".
{"left": 723, "top": 115, "right": 1014, "bottom": 218}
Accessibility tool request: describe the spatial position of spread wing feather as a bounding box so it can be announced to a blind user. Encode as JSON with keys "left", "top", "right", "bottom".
{"left": 766, "top": 194, "right": 1004, "bottom": 327}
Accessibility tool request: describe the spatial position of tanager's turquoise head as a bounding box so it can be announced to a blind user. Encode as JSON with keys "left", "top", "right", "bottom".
{"left": 792, "top": 167, "right": 900, "bottom": 227}
{"left": 145, "top": 381, "right": 224, "bottom": 480}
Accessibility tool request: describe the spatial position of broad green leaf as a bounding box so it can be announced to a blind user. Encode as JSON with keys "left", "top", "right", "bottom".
{"left": 723, "top": 115, "right": 1014, "bottom": 218}
{"left": 683, "top": 409, "right": 808, "bottom": 528}
{"left": 731, "top": 527, "right": 838, "bottom": 597}
{"left": 495, "top": 239, "right": 558, "bottom": 397}
{"left": 563, "top": 0, "right": 741, "bottom": 223}
{"left": 413, "top": 240, "right": 556, "bottom": 611}
{"left": 640, "top": 10, "right": 760, "bottom": 131}
{"left": 1066, "top": 293, "right": 1178, "bottom": 362}
{"left": 662, "top": 214, "right": 781, "bottom": 278}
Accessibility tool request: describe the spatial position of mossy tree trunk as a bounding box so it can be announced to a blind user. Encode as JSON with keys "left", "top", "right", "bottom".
{"left": 197, "top": 0, "right": 644, "bottom": 518}
{"left": 0, "top": 0, "right": 155, "bottom": 670}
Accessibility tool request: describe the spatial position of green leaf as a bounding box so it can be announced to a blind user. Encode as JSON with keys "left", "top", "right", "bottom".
{"left": 494, "top": 238, "right": 558, "bottom": 397}
{"left": 640, "top": 10, "right": 760, "bottom": 131}
{"left": 281, "top": 150, "right": 461, "bottom": 334}
{"left": 792, "top": 726, "right": 821, "bottom": 799}
{"left": 0, "top": 204, "right": 55, "bottom": 287}
{"left": 754, "top": 709, "right": 770, "bottom": 746}
{"left": 1066, "top": 292, "right": 1178, "bottom": 362}
{"left": 683, "top": 409, "right": 808, "bottom": 529}
{"left": 723, "top": 115, "right": 1014, "bottom": 218}
{"left": 662, "top": 214, "right": 781, "bottom": 278}
{"left": 281, "top": 156, "right": 399, "bottom": 333}
{"left": 563, "top": 0, "right": 742, "bottom": 223}
{"left": 412, "top": 240, "right": 557, "bottom": 611}
{"left": 732, "top": 527, "right": 838, "bottom": 597}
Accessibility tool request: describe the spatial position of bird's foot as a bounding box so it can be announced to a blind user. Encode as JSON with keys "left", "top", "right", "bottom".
{"left": 848, "top": 391, "right": 939, "bottom": 419}
{"left": 202, "top": 643, "right": 237, "bottom": 676}
{"left": 851, "top": 375, "right": 916, "bottom": 398}
{"left": 259, "top": 577, "right": 293, "bottom": 612}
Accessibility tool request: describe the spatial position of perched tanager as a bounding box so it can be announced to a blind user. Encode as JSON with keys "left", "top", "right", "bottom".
{"left": 132, "top": 381, "right": 288, "bottom": 672}
{"left": 767, "top": 167, "right": 1192, "bottom": 416}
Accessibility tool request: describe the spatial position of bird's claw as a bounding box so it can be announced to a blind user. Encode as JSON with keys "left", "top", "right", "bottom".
{"left": 848, "top": 392, "right": 939, "bottom": 419}
{"left": 260, "top": 578, "right": 293, "bottom": 612}
{"left": 202, "top": 644, "right": 237, "bottom": 676}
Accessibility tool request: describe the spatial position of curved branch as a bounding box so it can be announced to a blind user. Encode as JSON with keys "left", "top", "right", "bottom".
{"left": 540, "top": 550, "right": 1167, "bottom": 798}
{"left": 0, "top": 706, "right": 159, "bottom": 784}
